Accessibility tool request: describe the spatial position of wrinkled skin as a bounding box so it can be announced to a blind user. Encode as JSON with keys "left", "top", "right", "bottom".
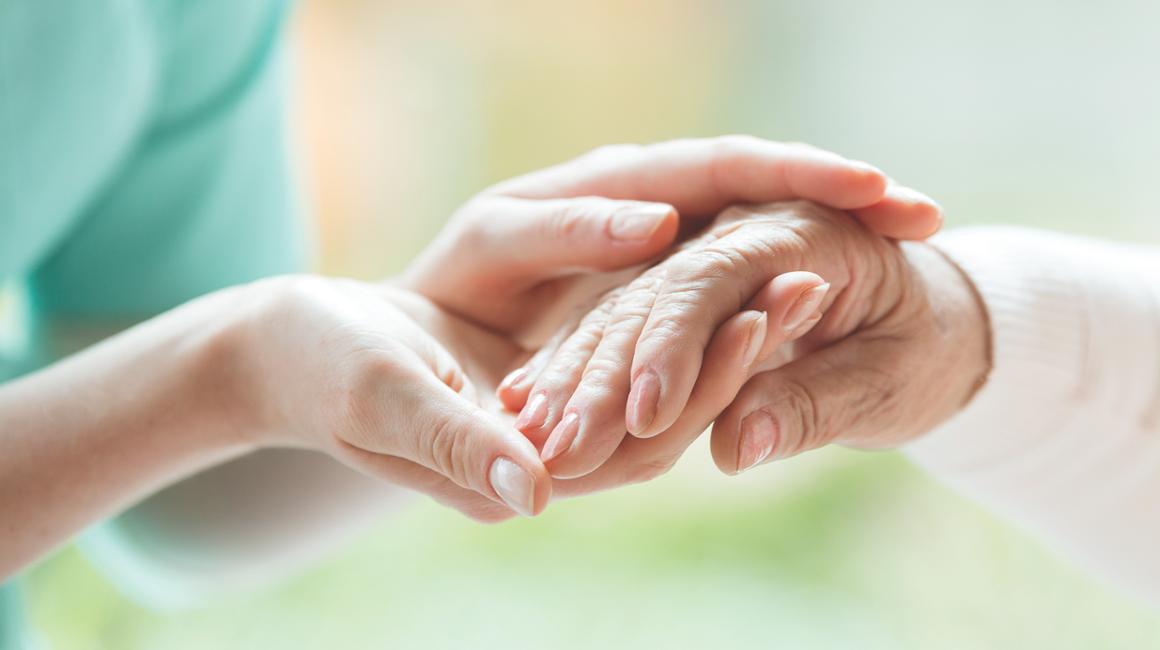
{"left": 501, "top": 201, "right": 989, "bottom": 496}
{"left": 394, "top": 137, "right": 943, "bottom": 518}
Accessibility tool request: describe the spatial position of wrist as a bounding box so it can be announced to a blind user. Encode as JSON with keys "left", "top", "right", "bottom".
{"left": 903, "top": 241, "right": 994, "bottom": 425}
{"left": 169, "top": 284, "right": 276, "bottom": 452}
{"left": 0, "top": 289, "right": 261, "bottom": 577}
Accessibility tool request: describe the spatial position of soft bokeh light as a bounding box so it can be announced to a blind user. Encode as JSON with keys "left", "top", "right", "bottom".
{"left": 23, "top": 0, "right": 1160, "bottom": 647}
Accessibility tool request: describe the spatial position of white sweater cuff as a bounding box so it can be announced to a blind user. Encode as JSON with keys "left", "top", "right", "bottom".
{"left": 906, "top": 226, "right": 1089, "bottom": 475}
{"left": 904, "top": 226, "right": 1160, "bottom": 602}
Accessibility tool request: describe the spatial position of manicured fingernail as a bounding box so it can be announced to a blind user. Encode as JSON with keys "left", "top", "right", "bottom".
{"left": 541, "top": 411, "right": 580, "bottom": 462}
{"left": 515, "top": 392, "right": 548, "bottom": 432}
{"left": 498, "top": 367, "right": 528, "bottom": 394}
{"left": 489, "top": 456, "right": 535, "bottom": 517}
{"left": 608, "top": 204, "right": 672, "bottom": 241}
{"left": 737, "top": 411, "right": 778, "bottom": 473}
{"left": 782, "top": 283, "right": 829, "bottom": 333}
{"left": 741, "top": 311, "right": 768, "bottom": 369}
{"left": 626, "top": 369, "right": 660, "bottom": 435}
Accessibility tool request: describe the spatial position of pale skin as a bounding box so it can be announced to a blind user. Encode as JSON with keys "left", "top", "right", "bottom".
{"left": 0, "top": 136, "right": 942, "bottom": 581}
{"left": 502, "top": 200, "right": 992, "bottom": 496}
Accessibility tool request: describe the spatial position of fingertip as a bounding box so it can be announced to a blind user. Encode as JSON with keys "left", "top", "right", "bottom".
{"left": 709, "top": 413, "right": 744, "bottom": 475}
{"left": 852, "top": 185, "right": 944, "bottom": 240}
{"left": 497, "top": 368, "right": 531, "bottom": 412}
{"left": 514, "top": 392, "right": 551, "bottom": 445}
{"left": 489, "top": 453, "right": 553, "bottom": 518}
{"left": 844, "top": 160, "right": 890, "bottom": 205}
{"left": 914, "top": 200, "right": 945, "bottom": 238}
{"left": 625, "top": 369, "right": 661, "bottom": 437}
{"left": 641, "top": 205, "right": 681, "bottom": 251}
{"left": 607, "top": 202, "right": 679, "bottom": 245}
{"left": 529, "top": 461, "right": 553, "bottom": 516}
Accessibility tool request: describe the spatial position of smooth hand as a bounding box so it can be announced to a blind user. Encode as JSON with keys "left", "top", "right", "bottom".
{"left": 221, "top": 276, "right": 544, "bottom": 521}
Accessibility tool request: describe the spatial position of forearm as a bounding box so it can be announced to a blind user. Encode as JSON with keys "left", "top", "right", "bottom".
{"left": 0, "top": 290, "right": 253, "bottom": 579}
{"left": 907, "top": 226, "right": 1160, "bottom": 601}
{"left": 34, "top": 313, "right": 414, "bottom": 599}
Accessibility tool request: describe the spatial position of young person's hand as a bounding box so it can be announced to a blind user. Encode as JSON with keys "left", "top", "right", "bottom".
{"left": 219, "top": 276, "right": 546, "bottom": 521}
{"left": 501, "top": 201, "right": 987, "bottom": 495}
{"left": 0, "top": 274, "right": 551, "bottom": 577}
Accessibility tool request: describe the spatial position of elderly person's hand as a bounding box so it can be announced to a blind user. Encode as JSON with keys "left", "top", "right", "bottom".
{"left": 403, "top": 136, "right": 942, "bottom": 352}
{"left": 504, "top": 200, "right": 989, "bottom": 493}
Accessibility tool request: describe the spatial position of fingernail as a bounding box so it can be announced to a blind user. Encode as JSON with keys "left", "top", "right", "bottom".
{"left": 515, "top": 392, "right": 548, "bottom": 432}
{"left": 741, "top": 311, "right": 768, "bottom": 369}
{"left": 498, "top": 368, "right": 528, "bottom": 394}
{"left": 788, "top": 312, "right": 823, "bottom": 339}
{"left": 489, "top": 456, "right": 536, "bottom": 517}
{"left": 737, "top": 411, "right": 778, "bottom": 473}
{"left": 608, "top": 204, "right": 672, "bottom": 241}
{"left": 626, "top": 369, "right": 660, "bottom": 435}
{"left": 788, "top": 313, "right": 825, "bottom": 343}
{"left": 782, "top": 283, "right": 829, "bottom": 333}
{"left": 541, "top": 411, "right": 580, "bottom": 462}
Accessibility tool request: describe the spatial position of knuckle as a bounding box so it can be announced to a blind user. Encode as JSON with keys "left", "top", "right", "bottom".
{"left": 336, "top": 352, "right": 403, "bottom": 445}
{"left": 537, "top": 330, "right": 606, "bottom": 391}
{"left": 424, "top": 415, "right": 472, "bottom": 485}
{"left": 256, "top": 274, "right": 332, "bottom": 315}
{"left": 662, "top": 247, "right": 753, "bottom": 310}
{"left": 577, "top": 355, "right": 626, "bottom": 392}
{"left": 446, "top": 197, "right": 495, "bottom": 247}
{"left": 637, "top": 303, "right": 699, "bottom": 352}
{"left": 645, "top": 307, "right": 695, "bottom": 339}
{"left": 778, "top": 377, "right": 827, "bottom": 454}
{"left": 675, "top": 246, "right": 751, "bottom": 282}
{"left": 545, "top": 200, "right": 605, "bottom": 240}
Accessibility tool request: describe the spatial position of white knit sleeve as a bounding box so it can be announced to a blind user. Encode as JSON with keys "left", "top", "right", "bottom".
{"left": 906, "top": 226, "right": 1160, "bottom": 603}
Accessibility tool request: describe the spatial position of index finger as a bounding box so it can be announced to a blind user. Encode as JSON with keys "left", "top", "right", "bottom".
{"left": 488, "top": 136, "right": 889, "bottom": 218}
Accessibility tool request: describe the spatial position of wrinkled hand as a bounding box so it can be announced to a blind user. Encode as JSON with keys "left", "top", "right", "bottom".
{"left": 501, "top": 201, "right": 988, "bottom": 496}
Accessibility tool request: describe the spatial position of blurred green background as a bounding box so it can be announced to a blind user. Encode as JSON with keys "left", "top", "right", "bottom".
{"left": 23, "top": 0, "right": 1160, "bottom": 647}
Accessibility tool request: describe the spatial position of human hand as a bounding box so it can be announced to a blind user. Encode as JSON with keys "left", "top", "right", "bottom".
{"left": 222, "top": 275, "right": 543, "bottom": 521}
{"left": 403, "top": 136, "right": 942, "bottom": 352}
{"left": 502, "top": 201, "right": 988, "bottom": 494}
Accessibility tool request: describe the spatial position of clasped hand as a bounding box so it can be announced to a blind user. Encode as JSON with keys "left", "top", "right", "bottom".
{"left": 231, "top": 136, "right": 987, "bottom": 523}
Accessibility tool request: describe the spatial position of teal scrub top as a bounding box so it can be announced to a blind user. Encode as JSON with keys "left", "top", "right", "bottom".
{"left": 0, "top": 0, "right": 310, "bottom": 645}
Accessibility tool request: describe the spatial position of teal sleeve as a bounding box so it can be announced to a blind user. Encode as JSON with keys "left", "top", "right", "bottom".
{"left": 0, "top": 582, "right": 29, "bottom": 650}
{"left": 28, "top": 5, "right": 309, "bottom": 320}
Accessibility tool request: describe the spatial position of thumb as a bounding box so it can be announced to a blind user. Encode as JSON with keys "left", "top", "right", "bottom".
{"left": 453, "top": 195, "right": 679, "bottom": 278}
{"left": 710, "top": 333, "right": 904, "bottom": 475}
{"left": 387, "top": 372, "right": 553, "bottom": 517}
